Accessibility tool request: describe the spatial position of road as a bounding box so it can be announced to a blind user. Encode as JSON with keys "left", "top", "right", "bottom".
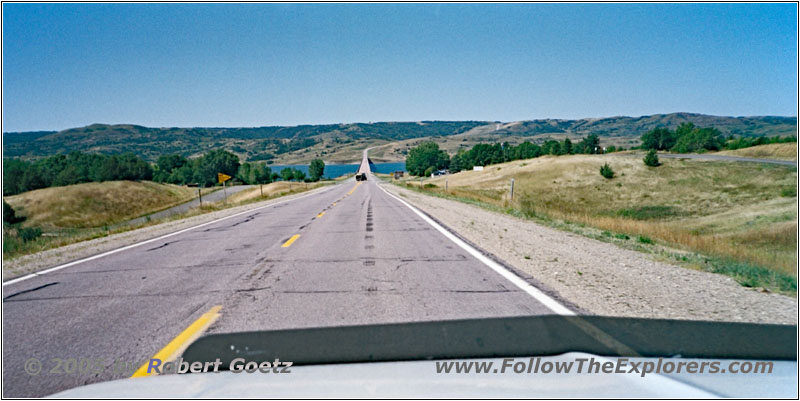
{"left": 2, "top": 151, "right": 565, "bottom": 397}
{"left": 122, "top": 185, "right": 255, "bottom": 226}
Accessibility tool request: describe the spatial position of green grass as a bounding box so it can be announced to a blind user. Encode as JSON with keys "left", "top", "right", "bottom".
{"left": 616, "top": 205, "right": 683, "bottom": 220}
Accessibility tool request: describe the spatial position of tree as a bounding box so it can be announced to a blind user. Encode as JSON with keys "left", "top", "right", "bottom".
{"left": 292, "top": 169, "right": 306, "bottom": 182}
{"left": 280, "top": 167, "right": 294, "bottom": 181}
{"left": 405, "top": 142, "right": 450, "bottom": 176}
{"left": 672, "top": 126, "right": 722, "bottom": 153}
{"left": 600, "top": 163, "right": 615, "bottom": 179}
{"left": 576, "top": 134, "right": 600, "bottom": 154}
{"left": 193, "top": 149, "right": 240, "bottom": 186}
{"left": 641, "top": 127, "right": 676, "bottom": 151}
{"left": 559, "top": 138, "right": 573, "bottom": 155}
{"left": 643, "top": 149, "right": 660, "bottom": 167}
{"left": 254, "top": 164, "right": 272, "bottom": 184}
{"left": 309, "top": 159, "right": 325, "bottom": 181}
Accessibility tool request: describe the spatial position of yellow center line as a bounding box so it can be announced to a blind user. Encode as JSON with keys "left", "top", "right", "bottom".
{"left": 282, "top": 234, "right": 301, "bottom": 248}
{"left": 131, "top": 305, "right": 222, "bottom": 378}
{"left": 347, "top": 182, "right": 361, "bottom": 195}
{"left": 316, "top": 211, "right": 325, "bottom": 218}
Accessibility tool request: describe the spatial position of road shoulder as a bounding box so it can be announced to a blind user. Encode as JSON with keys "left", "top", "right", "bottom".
{"left": 381, "top": 183, "right": 797, "bottom": 325}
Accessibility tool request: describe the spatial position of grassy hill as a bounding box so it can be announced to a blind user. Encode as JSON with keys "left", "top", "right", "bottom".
{"left": 4, "top": 180, "right": 202, "bottom": 228}
{"left": 4, "top": 114, "right": 795, "bottom": 164}
{"left": 717, "top": 142, "right": 797, "bottom": 161}
{"left": 399, "top": 153, "right": 797, "bottom": 293}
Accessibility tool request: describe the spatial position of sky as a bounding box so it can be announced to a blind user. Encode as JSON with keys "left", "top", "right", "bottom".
{"left": 2, "top": 3, "right": 797, "bottom": 132}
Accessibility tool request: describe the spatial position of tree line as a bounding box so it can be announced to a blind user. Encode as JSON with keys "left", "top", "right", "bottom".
{"left": 640, "top": 122, "right": 796, "bottom": 153}
{"left": 3, "top": 152, "right": 153, "bottom": 196}
{"left": 4, "top": 149, "right": 328, "bottom": 196}
{"left": 406, "top": 134, "right": 619, "bottom": 176}
{"left": 153, "top": 151, "right": 326, "bottom": 185}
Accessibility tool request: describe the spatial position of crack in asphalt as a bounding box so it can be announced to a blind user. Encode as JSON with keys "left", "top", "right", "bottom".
{"left": 3, "top": 282, "right": 59, "bottom": 301}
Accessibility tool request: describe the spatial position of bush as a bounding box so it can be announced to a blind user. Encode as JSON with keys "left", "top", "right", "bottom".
{"left": 3, "top": 201, "right": 24, "bottom": 224}
{"left": 18, "top": 227, "right": 42, "bottom": 242}
{"left": 599, "top": 163, "right": 615, "bottom": 179}
{"left": 643, "top": 149, "right": 660, "bottom": 167}
{"left": 424, "top": 166, "right": 435, "bottom": 177}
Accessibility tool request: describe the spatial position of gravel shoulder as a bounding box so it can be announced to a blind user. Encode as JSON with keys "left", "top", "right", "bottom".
{"left": 2, "top": 184, "right": 335, "bottom": 282}
{"left": 382, "top": 183, "right": 797, "bottom": 325}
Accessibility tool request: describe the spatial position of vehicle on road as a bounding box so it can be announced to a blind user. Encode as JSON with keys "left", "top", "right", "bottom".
{"left": 356, "top": 173, "right": 367, "bottom": 181}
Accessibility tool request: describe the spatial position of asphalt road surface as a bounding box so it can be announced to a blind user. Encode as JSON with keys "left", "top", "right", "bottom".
{"left": 2, "top": 153, "right": 564, "bottom": 397}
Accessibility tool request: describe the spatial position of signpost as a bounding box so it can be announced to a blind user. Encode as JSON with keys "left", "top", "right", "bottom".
{"left": 218, "top": 173, "right": 232, "bottom": 204}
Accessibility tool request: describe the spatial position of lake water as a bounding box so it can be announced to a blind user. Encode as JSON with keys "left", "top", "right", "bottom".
{"left": 267, "top": 162, "right": 406, "bottom": 179}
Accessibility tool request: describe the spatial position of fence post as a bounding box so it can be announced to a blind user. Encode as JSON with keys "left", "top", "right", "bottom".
{"left": 260, "top": 184, "right": 263, "bottom": 197}
{"left": 445, "top": 179, "right": 448, "bottom": 193}
{"left": 510, "top": 178, "right": 515, "bottom": 201}
{"left": 198, "top": 188, "right": 202, "bottom": 207}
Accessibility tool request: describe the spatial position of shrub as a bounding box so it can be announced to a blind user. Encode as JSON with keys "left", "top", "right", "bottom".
{"left": 638, "top": 235, "right": 654, "bottom": 244}
{"left": 643, "top": 149, "right": 660, "bottom": 167}
{"left": 18, "top": 227, "right": 42, "bottom": 242}
{"left": 3, "top": 201, "right": 23, "bottom": 224}
{"left": 599, "top": 163, "right": 615, "bottom": 179}
{"left": 780, "top": 186, "right": 796, "bottom": 197}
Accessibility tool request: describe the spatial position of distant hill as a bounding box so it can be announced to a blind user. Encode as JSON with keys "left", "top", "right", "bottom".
{"left": 494, "top": 113, "right": 797, "bottom": 138}
{"left": 3, "top": 114, "right": 795, "bottom": 162}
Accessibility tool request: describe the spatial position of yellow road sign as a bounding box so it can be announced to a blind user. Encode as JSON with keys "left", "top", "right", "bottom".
{"left": 217, "top": 173, "right": 232, "bottom": 183}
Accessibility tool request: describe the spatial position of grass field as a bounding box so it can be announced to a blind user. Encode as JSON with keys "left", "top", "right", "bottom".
{"left": 5, "top": 181, "right": 204, "bottom": 228}
{"left": 401, "top": 153, "right": 797, "bottom": 293}
{"left": 716, "top": 142, "right": 797, "bottom": 161}
{"left": 227, "top": 181, "right": 326, "bottom": 204}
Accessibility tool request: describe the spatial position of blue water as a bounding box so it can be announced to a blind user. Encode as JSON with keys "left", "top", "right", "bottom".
{"left": 267, "top": 162, "right": 406, "bottom": 179}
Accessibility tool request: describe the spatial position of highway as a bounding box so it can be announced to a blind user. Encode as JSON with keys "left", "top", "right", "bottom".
{"left": 2, "top": 151, "right": 567, "bottom": 397}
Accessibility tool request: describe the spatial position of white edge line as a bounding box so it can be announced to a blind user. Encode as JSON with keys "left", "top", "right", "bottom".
{"left": 377, "top": 182, "right": 575, "bottom": 316}
{"left": 3, "top": 185, "right": 336, "bottom": 287}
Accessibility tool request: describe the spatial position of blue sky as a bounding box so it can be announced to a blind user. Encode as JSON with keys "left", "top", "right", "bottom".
{"left": 2, "top": 3, "right": 797, "bottom": 132}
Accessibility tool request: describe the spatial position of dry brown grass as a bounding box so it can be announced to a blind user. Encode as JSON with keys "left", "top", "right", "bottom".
{"left": 409, "top": 154, "right": 797, "bottom": 276}
{"left": 716, "top": 143, "right": 797, "bottom": 161}
{"left": 4, "top": 181, "right": 202, "bottom": 229}
{"left": 227, "top": 181, "right": 324, "bottom": 203}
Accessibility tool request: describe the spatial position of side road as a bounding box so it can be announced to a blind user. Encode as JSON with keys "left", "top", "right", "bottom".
{"left": 2, "top": 184, "right": 334, "bottom": 282}
{"left": 381, "top": 183, "right": 797, "bottom": 325}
